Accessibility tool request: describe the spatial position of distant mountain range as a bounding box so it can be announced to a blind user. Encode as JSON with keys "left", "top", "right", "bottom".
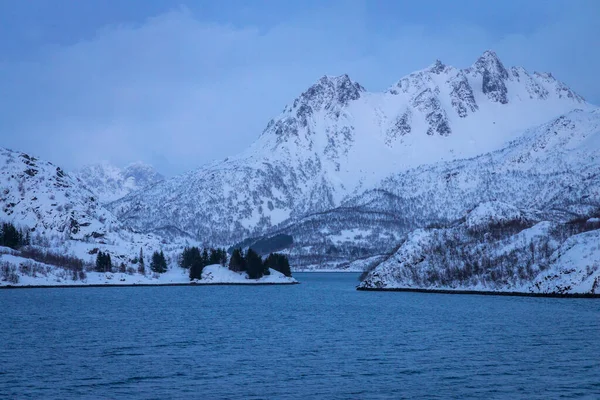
{"left": 76, "top": 161, "right": 163, "bottom": 203}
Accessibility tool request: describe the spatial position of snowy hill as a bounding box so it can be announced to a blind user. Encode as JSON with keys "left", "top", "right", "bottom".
{"left": 76, "top": 161, "right": 163, "bottom": 203}
{"left": 357, "top": 206, "right": 600, "bottom": 295}
{"left": 109, "top": 51, "right": 589, "bottom": 245}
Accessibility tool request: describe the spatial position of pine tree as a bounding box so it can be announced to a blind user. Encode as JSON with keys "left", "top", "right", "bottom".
{"left": 209, "top": 248, "right": 220, "bottom": 265}
{"left": 182, "top": 246, "right": 205, "bottom": 280}
{"left": 180, "top": 246, "right": 201, "bottom": 269}
{"left": 189, "top": 257, "right": 203, "bottom": 280}
{"left": 95, "top": 251, "right": 113, "bottom": 273}
{"left": 160, "top": 250, "right": 166, "bottom": 272}
{"left": 245, "top": 248, "right": 263, "bottom": 279}
{"left": 228, "top": 248, "right": 246, "bottom": 272}
{"left": 201, "top": 248, "right": 209, "bottom": 266}
{"left": 95, "top": 251, "right": 104, "bottom": 272}
{"left": 150, "top": 250, "right": 167, "bottom": 273}
{"left": 220, "top": 248, "right": 228, "bottom": 266}
{"left": 138, "top": 247, "right": 145, "bottom": 275}
{"left": 0, "top": 222, "right": 22, "bottom": 249}
{"left": 264, "top": 253, "right": 292, "bottom": 277}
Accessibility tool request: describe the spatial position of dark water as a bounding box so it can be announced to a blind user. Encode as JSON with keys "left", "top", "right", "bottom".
{"left": 1, "top": 273, "right": 599, "bottom": 399}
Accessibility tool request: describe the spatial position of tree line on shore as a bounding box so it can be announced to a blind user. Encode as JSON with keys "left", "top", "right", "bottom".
{"left": 1, "top": 220, "right": 293, "bottom": 282}
{"left": 94, "top": 247, "right": 168, "bottom": 274}
{"left": 181, "top": 246, "right": 291, "bottom": 280}
{"left": 93, "top": 245, "right": 292, "bottom": 281}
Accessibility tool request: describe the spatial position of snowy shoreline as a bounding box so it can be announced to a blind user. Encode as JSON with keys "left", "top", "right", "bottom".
{"left": 0, "top": 263, "right": 298, "bottom": 288}
{"left": 0, "top": 281, "right": 299, "bottom": 289}
{"left": 356, "top": 286, "right": 600, "bottom": 299}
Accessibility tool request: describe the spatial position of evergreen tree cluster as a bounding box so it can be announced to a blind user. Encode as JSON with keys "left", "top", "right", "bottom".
{"left": 228, "top": 248, "right": 292, "bottom": 279}
{"left": 228, "top": 248, "right": 246, "bottom": 272}
{"left": 150, "top": 250, "right": 167, "bottom": 273}
{"left": 181, "top": 246, "right": 227, "bottom": 280}
{"left": 95, "top": 251, "right": 112, "bottom": 273}
{"left": 0, "top": 222, "right": 30, "bottom": 250}
{"left": 264, "top": 253, "right": 292, "bottom": 277}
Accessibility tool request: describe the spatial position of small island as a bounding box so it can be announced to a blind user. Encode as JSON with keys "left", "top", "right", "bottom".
{"left": 0, "top": 222, "right": 297, "bottom": 288}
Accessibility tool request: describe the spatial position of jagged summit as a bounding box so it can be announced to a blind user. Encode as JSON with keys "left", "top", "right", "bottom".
{"left": 284, "top": 74, "right": 365, "bottom": 114}
{"left": 428, "top": 59, "right": 447, "bottom": 74}
{"left": 472, "top": 50, "right": 508, "bottom": 75}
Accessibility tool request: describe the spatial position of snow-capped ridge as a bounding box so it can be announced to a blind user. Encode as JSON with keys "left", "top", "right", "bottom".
{"left": 285, "top": 73, "right": 365, "bottom": 114}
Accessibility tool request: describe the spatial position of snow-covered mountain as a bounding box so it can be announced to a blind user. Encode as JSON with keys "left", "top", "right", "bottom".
{"left": 109, "top": 51, "right": 589, "bottom": 244}
{"left": 76, "top": 161, "right": 163, "bottom": 203}
{"left": 0, "top": 147, "right": 190, "bottom": 274}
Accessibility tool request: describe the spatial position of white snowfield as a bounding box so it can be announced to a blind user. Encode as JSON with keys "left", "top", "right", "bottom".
{"left": 0, "top": 253, "right": 297, "bottom": 287}
{"left": 529, "top": 229, "right": 600, "bottom": 294}
{"left": 199, "top": 265, "right": 297, "bottom": 284}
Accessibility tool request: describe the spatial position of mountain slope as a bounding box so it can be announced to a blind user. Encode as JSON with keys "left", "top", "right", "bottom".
{"left": 109, "top": 51, "right": 589, "bottom": 244}
{"left": 0, "top": 147, "right": 189, "bottom": 262}
{"left": 76, "top": 161, "right": 163, "bottom": 203}
{"left": 0, "top": 148, "right": 118, "bottom": 241}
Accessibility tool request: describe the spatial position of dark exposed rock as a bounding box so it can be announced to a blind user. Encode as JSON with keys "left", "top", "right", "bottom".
{"left": 413, "top": 89, "right": 452, "bottom": 137}
{"left": 386, "top": 110, "right": 412, "bottom": 145}
{"left": 474, "top": 50, "right": 509, "bottom": 104}
{"left": 449, "top": 73, "right": 478, "bottom": 117}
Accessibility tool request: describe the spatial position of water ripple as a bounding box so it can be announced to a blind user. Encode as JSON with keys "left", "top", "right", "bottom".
{"left": 1, "top": 273, "right": 599, "bottom": 399}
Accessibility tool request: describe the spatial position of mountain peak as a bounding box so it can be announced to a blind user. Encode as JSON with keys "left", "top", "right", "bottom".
{"left": 289, "top": 73, "right": 364, "bottom": 115}
{"left": 428, "top": 59, "right": 447, "bottom": 74}
{"left": 473, "top": 50, "right": 508, "bottom": 78}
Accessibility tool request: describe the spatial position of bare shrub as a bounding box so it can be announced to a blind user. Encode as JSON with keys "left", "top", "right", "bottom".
{"left": 1, "top": 262, "right": 19, "bottom": 284}
{"left": 19, "top": 247, "right": 91, "bottom": 272}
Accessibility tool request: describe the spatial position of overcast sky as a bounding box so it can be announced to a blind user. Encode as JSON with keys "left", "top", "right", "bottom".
{"left": 0, "top": 0, "right": 598, "bottom": 175}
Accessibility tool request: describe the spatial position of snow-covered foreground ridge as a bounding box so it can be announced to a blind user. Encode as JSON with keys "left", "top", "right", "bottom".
{"left": 358, "top": 202, "right": 600, "bottom": 295}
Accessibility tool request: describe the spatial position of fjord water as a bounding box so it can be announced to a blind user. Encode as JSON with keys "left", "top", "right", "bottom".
{"left": 1, "top": 274, "right": 599, "bottom": 399}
